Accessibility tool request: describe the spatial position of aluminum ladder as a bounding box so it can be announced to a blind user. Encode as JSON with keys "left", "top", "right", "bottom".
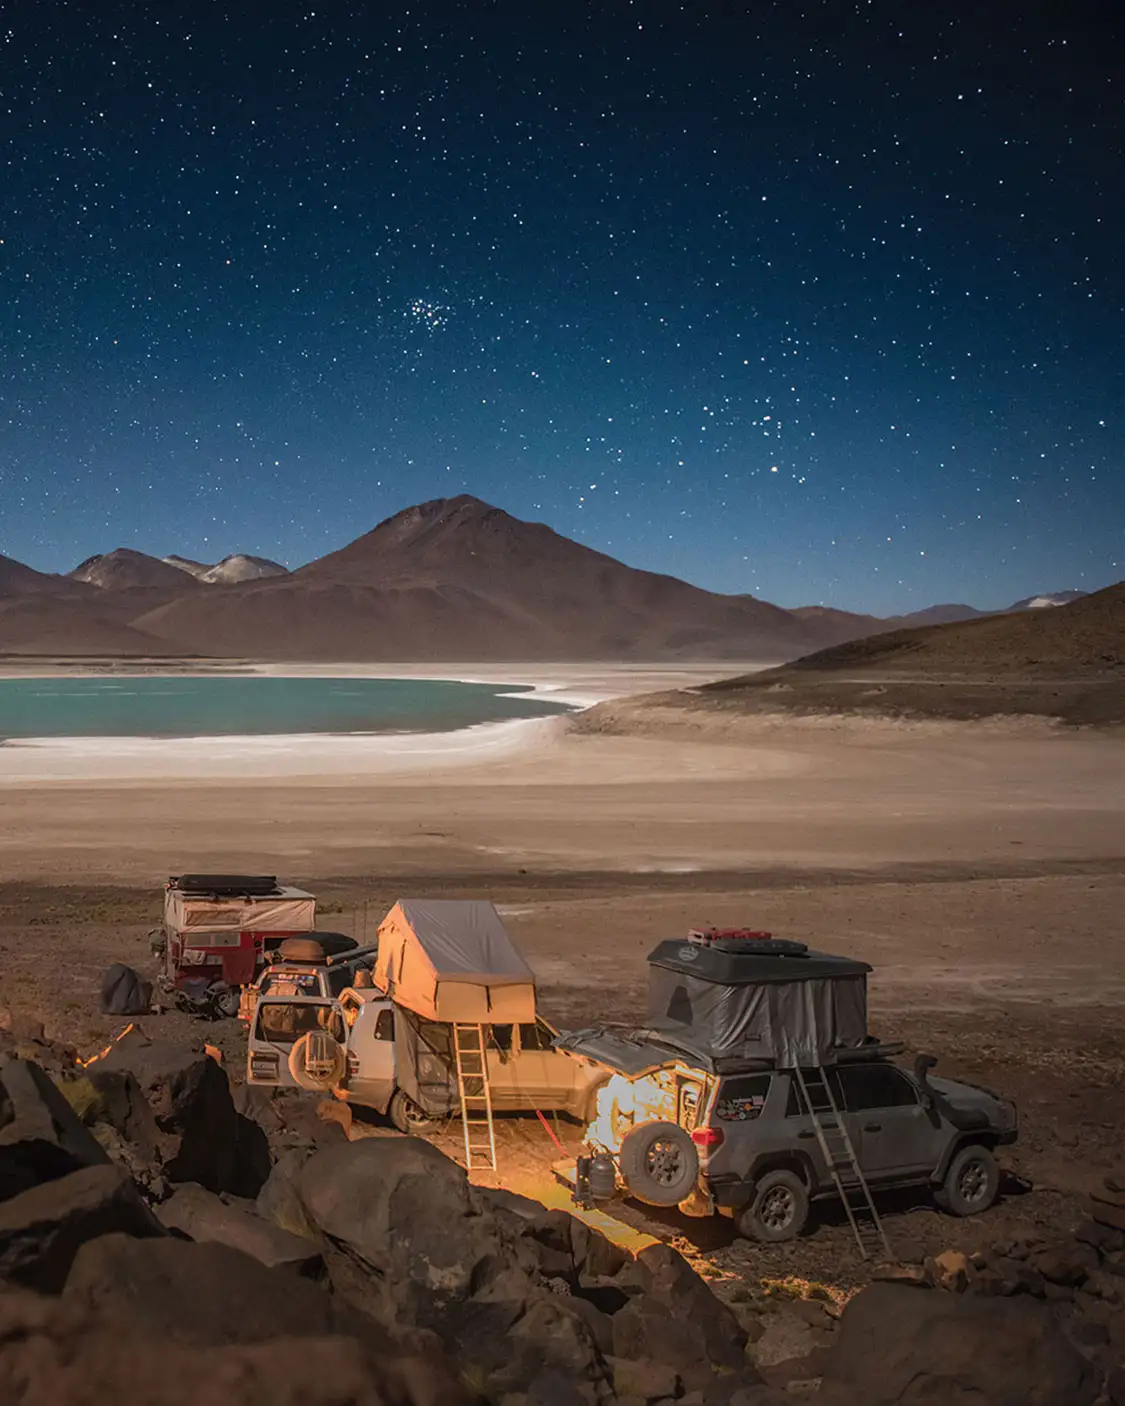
{"left": 793, "top": 1065, "right": 891, "bottom": 1261}
{"left": 452, "top": 1023, "right": 498, "bottom": 1175}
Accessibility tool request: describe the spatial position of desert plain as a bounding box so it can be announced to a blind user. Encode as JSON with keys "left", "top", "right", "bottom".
{"left": 1, "top": 659, "right": 1123, "bottom": 1286}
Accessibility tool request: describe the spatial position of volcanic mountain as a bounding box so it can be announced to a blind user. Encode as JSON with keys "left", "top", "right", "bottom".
{"left": 130, "top": 496, "right": 838, "bottom": 661}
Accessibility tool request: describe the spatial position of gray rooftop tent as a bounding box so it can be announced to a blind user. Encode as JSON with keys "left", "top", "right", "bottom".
{"left": 645, "top": 933, "right": 872, "bottom": 1069}
{"left": 373, "top": 899, "right": 537, "bottom": 1024}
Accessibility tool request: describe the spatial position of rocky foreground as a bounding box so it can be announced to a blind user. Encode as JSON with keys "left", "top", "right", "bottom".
{"left": 0, "top": 1013, "right": 1122, "bottom": 1406}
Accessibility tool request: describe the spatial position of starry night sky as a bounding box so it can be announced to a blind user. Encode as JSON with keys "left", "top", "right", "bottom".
{"left": 1, "top": 1, "right": 1122, "bottom": 615}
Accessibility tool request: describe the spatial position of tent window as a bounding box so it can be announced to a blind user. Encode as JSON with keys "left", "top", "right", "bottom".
{"left": 490, "top": 1024, "right": 514, "bottom": 1052}
{"left": 519, "top": 1022, "right": 554, "bottom": 1052}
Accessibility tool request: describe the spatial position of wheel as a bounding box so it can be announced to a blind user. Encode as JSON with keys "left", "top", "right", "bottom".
{"left": 737, "top": 1169, "right": 809, "bottom": 1243}
{"left": 210, "top": 984, "right": 241, "bottom": 1019}
{"left": 618, "top": 1120, "right": 699, "bottom": 1207}
{"left": 937, "top": 1144, "right": 999, "bottom": 1216}
{"left": 389, "top": 1089, "right": 436, "bottom": 1134}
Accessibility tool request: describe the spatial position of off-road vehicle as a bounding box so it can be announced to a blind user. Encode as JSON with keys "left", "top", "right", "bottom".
{"left": 559, "top": 928, "right": 1017, "bottom": 1241}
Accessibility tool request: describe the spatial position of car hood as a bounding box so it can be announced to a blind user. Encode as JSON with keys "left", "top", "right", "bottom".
{"left": 553, "top": 1027, "right": 685, "bottom": 1078}
{"left": 928, "top": 1073, "right": 1016, "bottom": 1130}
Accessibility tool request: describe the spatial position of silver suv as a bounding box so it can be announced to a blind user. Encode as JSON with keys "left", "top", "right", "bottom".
{"left": 562, "top": 1031, "right": 1018, "bottom": 1241}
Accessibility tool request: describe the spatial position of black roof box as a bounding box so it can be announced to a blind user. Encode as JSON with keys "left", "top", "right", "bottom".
{"left": 172, "top": 874, "right": 281, "bottom": 897}
{"left": 647, "top": 937, "right": 871, "bottom": 986}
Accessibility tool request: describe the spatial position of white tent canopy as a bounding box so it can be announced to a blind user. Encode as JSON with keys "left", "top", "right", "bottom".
{"left": 164, "top": 885, "right": 315, "bottom": 937}
{"left": 374, "top": 899, "right": 536, "bottom": 1023}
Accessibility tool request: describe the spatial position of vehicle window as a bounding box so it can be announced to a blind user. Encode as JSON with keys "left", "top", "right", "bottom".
{"left": 714, "top": 1074, "right": 772, "bottom": 1122}
{"left": 256, "top": 1003, "right": 331, "bottom": 1045}
{"left": 837, "top": 1065, "right": 919, "bottom": 1111}
{"left": 785, "top": 1070, "right": 845, "bottom": 1117}
{"left": 490, "top": 1024, "right": 514, "bottom": 1052}
{"left": 327, "top": 968, "right": 350, "bottom": 996}
{"left": 374, "top": 1008, "right": 394, "bottom": 1041}
{"left": 519, "top": 1022, "right": 554, "bottom": 1052}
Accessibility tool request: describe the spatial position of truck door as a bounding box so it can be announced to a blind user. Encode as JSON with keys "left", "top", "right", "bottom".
{"left": 836, "top": 1064, "right": 945, "bottom": 1181}
{"left": 343, "top": 1004, "right": 397, "bottom": 1112}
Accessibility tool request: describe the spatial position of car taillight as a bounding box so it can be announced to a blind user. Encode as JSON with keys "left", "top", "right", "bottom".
{"left": 347, "top": 1054, "right": 360, "bottom": 1075}
{"left": 691, "top": 1126, "right": 724, "bottom": 1148}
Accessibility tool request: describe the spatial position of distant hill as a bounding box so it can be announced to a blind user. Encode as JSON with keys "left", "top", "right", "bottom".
{"left": 200, "top": 554, "right": 288, "bottom": 584}
{"left": 163, "top": 555, "right": 211, "bottom": 578}
{"left": 1007, "top": 591, "right": 1086, "bottom": 611}
{"left": 0, "top": 554, "right": 79, "bottom": 597}
{"left": 70, "top": 549, "right": 202, "bottom": 592}
{"left": 0, "top": 595, "right": 183, "bottom": 657}
{"left": 692, "top": 583, "right": 1125, "bottom": 725}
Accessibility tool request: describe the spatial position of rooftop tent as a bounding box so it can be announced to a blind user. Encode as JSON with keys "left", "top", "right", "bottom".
{"left": 374, "top": 899, "right": 537, "bottom": 1023}
{"left": 646, "top": 934, "right": 872, "bottom": 1068}
{"left": 163, "top": 882, "right": 316, "bottom": 935}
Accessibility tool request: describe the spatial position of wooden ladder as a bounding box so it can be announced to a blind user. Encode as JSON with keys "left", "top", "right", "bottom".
{"left": 793, "top": 1065, "right": 891, "bottom": 1261}
{"left": 452, "top": 1023, "right": 497, "bottom": 1175}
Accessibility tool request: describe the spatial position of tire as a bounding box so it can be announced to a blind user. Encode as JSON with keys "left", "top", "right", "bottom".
{"left": 211, "top": 984, "right": 241, "bottom": 1019}
{"left": 389, "top": 1089, "right": 436, "bottom": 1134}
{"left": 736, "top": 1169, "right": 810, "bottom": 1243}
{"left": 288, "top": 1031, "right": 346, "bottom": 1091}
{"left": 938, "top": 1144, "right": 999, "bottom": 1217}
{"left": 618, "top": 1120, "right": 699, "bottom": 1207}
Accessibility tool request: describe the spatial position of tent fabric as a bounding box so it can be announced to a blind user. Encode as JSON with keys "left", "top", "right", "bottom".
{"left": 374, "top": 899, "right": 536, "bottom": 1023}
{"left": 100, "top": 964, "right": 153, "bottom": 1016}
{"left": 394, "top": 1010, "right": 459, "bottom": 1116}
{"left": 647, "top": 965, "right": 868, "bottom": 1068}
{"left": 164, "top": 887, "right": 315, "bottom": 936}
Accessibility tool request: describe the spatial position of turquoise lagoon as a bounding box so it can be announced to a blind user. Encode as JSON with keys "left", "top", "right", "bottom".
{"left": 0, "top": 676, "right": 573, "bottom": 741}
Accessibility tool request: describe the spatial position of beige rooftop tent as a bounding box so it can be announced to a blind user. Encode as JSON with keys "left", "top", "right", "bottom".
{"left": 374, "top": 899, "right": 536, "bottom": 1023}
{"left": 164, "top": 884, "right": 315, "bottom": 935}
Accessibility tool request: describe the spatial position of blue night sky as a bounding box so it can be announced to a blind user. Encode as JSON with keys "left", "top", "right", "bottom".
{"left": 1, "top": 1, "right": 1121, "bottom": 615}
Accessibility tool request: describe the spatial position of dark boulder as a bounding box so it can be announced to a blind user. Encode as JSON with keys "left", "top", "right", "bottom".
{"left": 157, "top": 1183, "right": 321, "bottom": 1274}
{"left": 100, "top": 1036, "right": 269, "bottom": 1196}
{"left": 0, "top": 1282, "right": 465, "bottom": 1406}
{"left": 64, "top": 1232, "right": 383, "bottom": 1348}
{"left": 0, "top": 1164, "right": 163, "bottom": 1293}
{"left": 296, "top": 1138, "right": 607, "bottom": 1397}
{"left": 256, "top": 1146, "right": 316, "bottom": 1239}
{"left": 0, "top": 1060, "right": 111, "bottom": 1203}
{"left": 820, "top": 1281, "right": 1100, "bottom": 1406}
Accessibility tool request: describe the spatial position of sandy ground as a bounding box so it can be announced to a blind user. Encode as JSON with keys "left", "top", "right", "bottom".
{"left": 1, "top": 660, "right": 1123, "bottom": 1288}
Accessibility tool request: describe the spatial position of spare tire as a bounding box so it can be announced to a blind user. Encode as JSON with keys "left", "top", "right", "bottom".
{"left": 278, "top": 937, "right": 326, "bottom": 964}
{"left": 288, "top": 1031, "right": 346, "bottom": 1091}
{"left": 618, "top": 1120, "right": 699, "bottom": 1207}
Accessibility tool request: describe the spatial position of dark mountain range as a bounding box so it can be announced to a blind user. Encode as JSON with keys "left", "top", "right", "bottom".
{"left": 0, "top": 499, "right": 1114, "bottom": 662}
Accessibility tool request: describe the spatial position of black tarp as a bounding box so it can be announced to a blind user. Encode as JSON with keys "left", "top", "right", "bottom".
{"left": 646, "top": 939, "right": 871, "bottom": 1068}
{"left": 99, "top": 964, "right": 154, "bottom": 1016}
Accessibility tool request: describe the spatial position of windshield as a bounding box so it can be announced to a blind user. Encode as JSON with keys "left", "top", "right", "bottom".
{"left": 256, "top": 1002, "right": 334, "bottom": 1044}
